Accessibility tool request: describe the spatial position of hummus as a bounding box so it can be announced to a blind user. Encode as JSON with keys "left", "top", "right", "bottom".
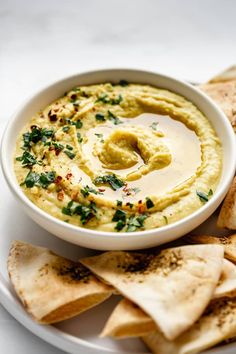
{"left": 14, "top": 82, "right": 222, "bottom": 232}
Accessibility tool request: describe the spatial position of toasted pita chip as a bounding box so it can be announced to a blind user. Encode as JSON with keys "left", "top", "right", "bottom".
{"left": 100, "top": 298, "right": 156, "bottom": 338}
{"left": 81, "top": 245, "right": 224, "bottom": 340}
{"left": 199, "top": 81, "right": 236, "bottom": 131}
{"left": 101, "top": 258, "right": 236, "bottom": 339}
{"left": 214, "top": 259, "right": 236, "bottom": 299}
{"left": 209, "top": 65, "right": 236, "bottom": 83}
{"left": 142, "top": 297, "right": 236, "bottom": 354}
{"left": 8, "top": 241, "right": 112, "bottom": 324}
{"left": 218, "top": 177, "right": 236, "bottom": 229}
{"left": 185, "top": 234, "right": 236, "bottom": 262}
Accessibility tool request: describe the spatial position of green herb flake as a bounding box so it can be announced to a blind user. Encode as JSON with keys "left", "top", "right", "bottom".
{"left": 62, "top": 126, "right": 70, "bottom": 133}
{"left": 64, "top": 150, "right": 76, "bottom": 159}
{"left": 208, "top": 189, "right": 213, "bottom": 197}
{"left": 111, "top": 94, "right": 123, "bottom": 105}
{"left": 66, "top": 144, "right": 73, "bottom": 151}
{"left": 107, "top": 110, "right": 123, "bottom": 125}
{"left": 112, "top": 209, "right": 127, "bottom": 222}
{"left": 52, "top": 142, "right": 64, "bottom": 151}
{"left": 81, "top": 185, "right": 100, "bottom": 197}
{"left": 23, "top": 171, "right": 56, "bottom": 189}
{"left": 94, "top": 174, "right": 124, "bottom": 191}
{"left": 115, "top": 220, "right": 126, "bottom": 231}
{"left": 146, "top": 197, "right": 154, "bottom": 209}
{"left": 16, "top": 151, "right": 41, "bottom": 167}
{"left": 95, "top": 93, "right": 110, "bottom": 104}
{"left": 74, "top": 203, "right": 96, "bottom": 224}
{"left": 196, "top": 189, "right": 213, "bottom": 203}
{"left": 62, "top": 200, "right": 97, "bottom": 224}
{"left": 150, "top": 122, "right": 159, "bottom": 131}
{"left": 75, "top": 120, "right": 83, "bottom": 129}
{"left": 77, "top": 132, "right": 83, "bottom": 143}
{"left": 24, "top": 171, "right": 40, "bottom": 188}
{"left": 95, "top": 113, "right": 106, "bottom": 121}
{"left": 126, "top": 214, "right": 147, "bottom": 232}
{"left": 39, "top": 171, "right": 55, "bottom": 188}
{"left": 95, "top": 93, "right": 123, "bottom": 105}
{"left": 116, "top": 200, "right": 123, "bottom": 207}
{"left": 22, "top": 127, "right": 54, "bottom": 150}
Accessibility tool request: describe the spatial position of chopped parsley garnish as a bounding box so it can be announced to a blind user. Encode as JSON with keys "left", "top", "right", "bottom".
{"left": 22, "top": 171, "right": 56, "bottom": 189}
{"left": 64, "top": 150, "right": 75, "bottom": 159}
{"left": 77, "top": 132, "right": 83, "bottom": 143}
{"left": 94, "top": 174, "right": 124, "bottom": 191}
{"left": 62, "top": 200, "right": 97, "bottom": 224}
{"left": 41, "top": 128, "right": 54, "bottom": 139}
{"left": 75, "top": 120, "right": 83, "bottom": 129}
{"left": 107, "top": 110, "right": 123, "bottom": 125}
{"left": 95, "top": 113, "right": 105, "bottom": 121}
{"left": 22, "top": 127, "right": 54, "bottom": 150}
{"left": 52, "top": 142, "right": 64, "bottom": 149}
{"left": 196, "top": 189, "right": 213, "bottom": 203}
{"left": 63, "top": 118, "right": 83, "bottom": 129}
{"left": 116, "top": 200, "right": 123, "bottom": 207}
{"left": 112, "top": 209, "right": 147, "bottom": 232}
{"left": 119, "top": 80, "right": 129, "bottom": 87}
{"left": 81, "top": 185, "right": 101, "bottom": 197}
{"left": 95, "top": 93, "right": 123, "bottom": 105}
{"left": 115, "top": 220, "right": 126, "bottom": 231}
{"left": 146, "top": 197, "right": 154, "bottom": 209}
{"left": 150, "top": 122, "right": 159, "bottom": 130}
{"left": 95, "top": 93, "right": 110, "bottom": 104}
{"left": 62, "top": 200, "right": 74, "bottom": 215}
{"left": 62, "top": 126, "right": 70, "bottom": 133}
{"left": 16, "top": 151, "right": 41, "bottom": 167}
{"left": 112, "top": 209, "right": 126, "bottom": 222}
{"left": 111, "top": 94, "right": 123, "bottom": 105}
{"left": 66, "top": 144, "right": 73, "bottom": 151}
{"left": 51, "top": 142, "right": 64, "bottom": 153}
{"left": 126, "top": 214, "right": 147, "bottom": 232}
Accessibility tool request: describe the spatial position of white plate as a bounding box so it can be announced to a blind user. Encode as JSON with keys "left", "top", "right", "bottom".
{"left": 0, "top": 72, "right": 235, "bottom": 353}
{"left": 0, "top": 170, "right": 236, "bottom": 354}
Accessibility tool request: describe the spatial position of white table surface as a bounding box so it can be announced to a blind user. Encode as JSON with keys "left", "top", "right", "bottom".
{"left": 0, "top": 0, "right": 236, "bottom": 353}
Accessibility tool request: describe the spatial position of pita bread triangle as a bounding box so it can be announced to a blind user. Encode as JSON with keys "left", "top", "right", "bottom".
{"left": 100, "top": 298, "right": 156, "bottom": 338}
{"left": 185, "top": 234, "right": 236, "bottom": 263}
{"left": 81, "top": 244, "right": 224, "bottom": 340}
{"left": 217, "top": 177, "right": 236, "bottom": 230}
{"left": 142, "top": 297, "right": 236, "bottom": 354}
{"left": 199, "top": 80, "right": 236, "bottom": 131}
{"left": 101, "top": 258, "right": 236, "bottom": 339}
{"left": 214, "top": 258, "right": 236, "bottom": 299}
{"left": 8, "top": 241, "right": 113, "bottom": 324}
{"left": 208, "top": 65, "right": 236, "bottom": 83}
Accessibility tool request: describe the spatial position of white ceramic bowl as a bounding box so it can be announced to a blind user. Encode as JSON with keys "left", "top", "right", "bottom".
{"left": 1, "top": 69, "right": 236, "bottom": 250}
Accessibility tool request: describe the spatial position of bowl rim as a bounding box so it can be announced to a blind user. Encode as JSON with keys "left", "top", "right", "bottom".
{"left": 1, "top": 67, "right": 236, "bottom": 240}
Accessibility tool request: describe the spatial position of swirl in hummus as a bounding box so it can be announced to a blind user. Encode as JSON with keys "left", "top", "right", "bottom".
{"left": 14, "top": 81, "right": 222, "bottom": 232}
